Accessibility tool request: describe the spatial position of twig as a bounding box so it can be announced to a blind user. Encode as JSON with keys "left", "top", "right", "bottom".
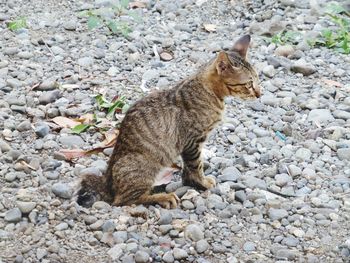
{"left": 41, "top": 37, "right": 55, "bottom": 57}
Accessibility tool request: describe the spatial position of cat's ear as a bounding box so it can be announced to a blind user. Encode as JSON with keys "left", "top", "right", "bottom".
{"left": 232, "top": 35, "right": 251, "bottom": 59}
{"left": 215, "top": 51, "right": 231, "bottom": 75}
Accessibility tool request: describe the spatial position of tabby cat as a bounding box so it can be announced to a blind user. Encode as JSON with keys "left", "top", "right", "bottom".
{"left": 77, "top": 35, "right": 261, "bottom": 209}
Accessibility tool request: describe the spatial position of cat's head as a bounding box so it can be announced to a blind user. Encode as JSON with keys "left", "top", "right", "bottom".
{"left": 213, "top": 35, "right": 261, "bottom": 99}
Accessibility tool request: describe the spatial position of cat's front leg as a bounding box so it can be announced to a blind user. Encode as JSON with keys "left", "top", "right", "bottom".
{"left": 181, "top": 145, "right": 216, "bottom": 190}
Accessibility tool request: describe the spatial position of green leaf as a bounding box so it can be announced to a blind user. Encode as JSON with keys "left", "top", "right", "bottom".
{"left": 122, "top": 103, "right": 130, "bottom": 114}
{"left": 107, "top": 21, "right": 119, "bottom": 33}
{"left": 120, "top": 0, "right": 129, "bottom": 9}
{"left": 107, "top": 96, "right": 126, "bottom": 117}
{"left": 325, "top": 2, "right": 347, "bottom": 15}
{"left": 71, "top": 124, "right": 91, "bottom": 134}
{"left": 87, "top": 16, "right": 102, "bottom": 30}
{"left": 7, "top": 17, "right": 27, "bottom": 31}
{"left": 95, "top": 94, "right": 111, "bottom": 109}
{"left": 127, "top": 10, "right": 142, "bottom": 23}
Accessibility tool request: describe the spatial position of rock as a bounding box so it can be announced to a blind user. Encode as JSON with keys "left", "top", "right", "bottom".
{"left": 52, "top": 183, "right": 72, "bottom": 199}
{"left": 35, "top": 122, "right": 50, "bottom": 137}
{"left": 39, "top": 90, "right": 61, "bottom": 104}
{"left": 102, "top": 220, "right": 116, "bottom": 233}
{"left": 295, "top": 148, "right": 312, "bottom": 161}
{"left": 134, "top": 251, "right": 149, "bottom": 263}
{"left": 249, "top": 16, "right": 287, "bottom": 36}
{"left": 333, "top": 110, "right": 350, "bottom": 120}
{"left": 59, "top": 135, "right": 85, "bottom": 147}
{"left": 5, "top": 172, "right": 17, "bottom": 182}
{"left": 195, "top": 239, "right": 209, "bottom": 253}
{"left": 263, "top": 65, "right": 276, "bottom": 78}
{"left": 16, "top": 201, "right": 36, "bottom": 213}
{"left": 243, "top": 241, "right": 256, "bottom": 252}
{"left": 36, "top": 248, "right": 47, "bottom": 260}
{"left": 108, "top": 244, "right": 124, "bottom": 260}
{"left": 275, "top": 174, "right": 292, "bottom": 187}
{"left": 17, "top": 120, "right": 32, "bottom": 132}
{"left": 184, "top": 224, "right": 204, "bottom": 241}
{"left": 290, "top": 59, "right": 316, "bottom": 76}
{"left": 275, "top": 45, "right": 294, "bottom": 57}
{"left": 158, "top": 211, "right": 173, "bottom": 225}
{"left": 38, "top": 80, "right": 59, "bottom": 91}
{"left": 78, "top": 57, "right": 94, "bottom": 67}
{"left": 268, "top": 208, "right": 288, "bottom": 220}
{"left": 243, "top": 176, "right": 267, "bottom": 190}
{"left": 55, "top": 222, "right": 69, "bottom": 231}
{"left": 0, "top": 139, "right": 11, "bottom": 152}
{"left": 308, "top": 109, "right": 334, "bottom": 123}
{"left": 5, "top": 208, "right": 22, "bottom": 222}
{"left": 337, "top": 148, "right": 350, "bottom": 161}
{"left": 173, "top": 248, "right": 188, "bottom": 260}
{"left": 163, "top": 251, "right": 174, "bottom": 263}
{"left": 288, "top": 165, "right": 301, "bottom": 177}
{"left": 218, "top": 166, "right": 241, "bottom": 182}
{"left": 63, "top": 20, "right": 77, "bottom": 31}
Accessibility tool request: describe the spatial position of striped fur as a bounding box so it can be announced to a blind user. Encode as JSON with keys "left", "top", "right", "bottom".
{"left": 77, "top": 35, "right": 261, "bottom": 209}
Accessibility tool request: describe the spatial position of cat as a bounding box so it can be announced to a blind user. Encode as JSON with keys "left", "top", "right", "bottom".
{"left": 77, "top": 34, "right": 261, "bottom": 209}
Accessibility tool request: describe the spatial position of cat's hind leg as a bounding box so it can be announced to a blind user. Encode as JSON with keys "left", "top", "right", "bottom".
{"left": 181, "top": 141, "right": 216, "bottom": 190}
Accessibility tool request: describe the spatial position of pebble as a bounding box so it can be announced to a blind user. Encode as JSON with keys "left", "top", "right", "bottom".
{"left": 134, "top": 251, "right": 150, "bottom": 263}
{"left": 5, "top": 208, "right": 22, "bottom": 222}
{"left": 337, "top": 148, "right": 350, "bottom": 161}
{"left": 173, "top": 248, "right": 188, "bottom": 260}
{"left": 51, "top": 183, "right": 72, "bottom": 199}
{"left": 291, "top": 59, "right": 316, "bottom": 76}
{"left": 243, "top": 241, "right": 256, "bottom": 252}
{"left": 59, "top": 135, "right": 85, "bottom": 147}
{"left": 307, "top": 109, "right": 334, "bottom": 123}
{"left": 16, "top": 201, "right": 36, "bottom": 213}
{"left": 218, "top": 166, "right": 241, "bottom": 182}
{"left": 163, "top": 251, "right": 174, "bottom": 263}
{"left": 275, "top": 45, "right": 294, "bottom": 57}
{"left": 196, "top": 239, "right": 209, "bottom": 253}
{"left": 268, "top": 208, "right": 289, "bottom": 221}
{"left": 185, "top": 224, "right": 204, "bottom": 241}
{"left": 35, "top": 122, "right": 50, "bottom": 137}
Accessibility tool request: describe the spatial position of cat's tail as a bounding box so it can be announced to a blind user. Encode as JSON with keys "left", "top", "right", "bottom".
{"left": 76, "top": 173, "right": 113, "bottom": 207}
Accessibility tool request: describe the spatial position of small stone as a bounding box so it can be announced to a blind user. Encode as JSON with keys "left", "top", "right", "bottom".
{"left": 38, "top": 80, "right": 59, "bottom": 91}
{"left": 291, "top": 59, "right": 316, "bottom": 76}
{"left": 218, "top": 167, "right": 241, "bottom": 182}
{"left": 134, "top": 251, "right": 149, "bottom": 263}
{"left": 55, "top": 222, "right": 69, "bottom": 231}
{"left": 268, "top": 208, "right": 288, "bottom": 220}
{"left": 5, "top": 172, "right": 17, "bottom": 182}
{"left": 59, "top": 135, "right": 85, "bottom": 147}
{"left": 195, "top": 239, "right": 209, "bottom": 253}
{"left": 102, "top": 220, "right": 116, "bottom": 233}
{"left": 63, "top": 20, "right": 77, "bottom": 31}
{"left": 39, "top": 90, "right": 61, "bottom": 104}
{"left": 35, "top": 122, "right": 50, "bottom": 137}
{"left": 52, "top": 183, "right": 72, "bottom": 199}
{"left": 36, "top": 248, "right": 47, "bottom": 260}
{"left": 163, "top": 251, "right": 174, "bottom": 263}
{"left": 275, "top": 45, "right": 294, "bottom": 57}
{"left": 275, "top": 173, "right": 292, "bottom": 187}
{"left": 308, "top": 109, "right": 334, "bottom": 123}
{"left": 158, "top": 211, "right": 173, "bottom": 225}
{"left": 78, "top": 57, "right": 94, "bottom": 67}
{"left": 295, "top": 148, "right": 312, "bottom": 161}
{"left": 337, "top": 148, "right": 350, "bottom": 161}
{"left": 173, "top": 248, "right": 188, "bottom": 260}
{"left": 16, "top": 201, "right": 36, "bottom": 213}
{"left": 288, "top": 165, "right": 301, "bottom": 177}
{"left": 184, "top": 224, "right": 204, "bottom": 241}
{"left": 263, "top": 65, "right": 276, "bottom": 78}
{"left": 92, "top": 201, "right": 111, "bottom": 210}
{"left": 17, "top": 120, "right": 32, "bottom": 132}
{"left": 243, "top": 241, "right": 256, "bottom": 252}
{"left": 108, "top": 244, "right": 124, "bottom": 260}
{"left": 5, "top": 208, "right": 22, "bottom": 222}
{"left": 333, "top": 110, "right": 350, "bottom": 120}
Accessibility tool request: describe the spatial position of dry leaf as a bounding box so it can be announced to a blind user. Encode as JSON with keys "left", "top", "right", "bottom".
{"left": 322, "top": 78, "right": 343, "bottom": 88}
{"left": 52, "top": 116, "right": 80, "bottom": 128}
{"left": 18, "top": 160, "right": 36, "bottom": 170}
{"left": 58, "top": 149, "right": 89, "bottom": 160}
{"left": 102, "top": 129, "right": 119, "bottom": 146}
{"left": 159, "top": 52, "right": 173, "bottom": 61}
{"left": 74, "top": 113, "right": 95, "bottom": 124}
{"left": 203, "top": 24, "right": 217, "bottom": 32}
{"left": 129, "top": 1, "right": 147, "bottom": 8}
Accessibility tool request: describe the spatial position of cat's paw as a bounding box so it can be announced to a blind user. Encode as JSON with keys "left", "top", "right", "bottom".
{"left": 200, "top": 176, "right": 216, "bottom": 190}
{"left": 158, "top": 192, "right": 180, "bottom": 209}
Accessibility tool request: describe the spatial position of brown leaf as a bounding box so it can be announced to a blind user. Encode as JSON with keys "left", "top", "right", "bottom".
{"left": 52, "top": 116, "right": 81, "bottom": 128}
{"left": 203, "top": 24, "right": 217, "bottom": 32}
{"left": 159, "top": 52, "right": 173, "bottom": 61}
{"left": 101, "top": 129, "right": 119, "bottom": 147}
{"left": 74, "top": 113, "right": 95, "bottom": 124}
{"left": 58, "top": 149, "right": 88, "bottom": 160}
{"left": 129, "top": 1, "right": 147, "bottom": 8}
{"left": 322, "top": 78, "right": 343, "bottom": 88}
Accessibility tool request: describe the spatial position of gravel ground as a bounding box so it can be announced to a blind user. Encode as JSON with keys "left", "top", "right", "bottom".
{"left": 1, "top": 0, "right": 350, "bottom": 262}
